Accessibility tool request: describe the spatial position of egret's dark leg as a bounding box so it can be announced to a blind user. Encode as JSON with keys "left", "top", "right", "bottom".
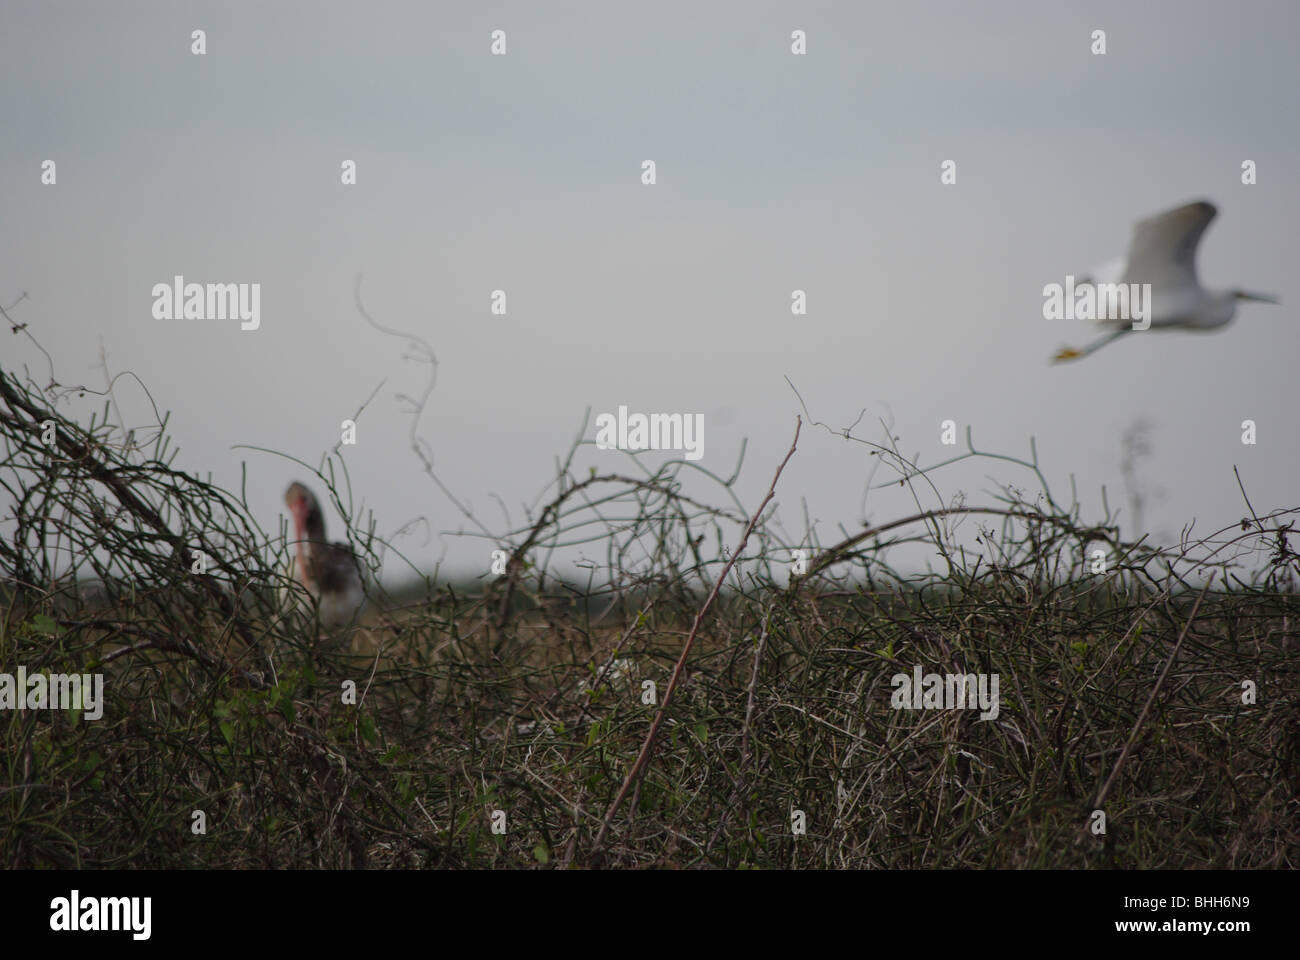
{"left": 1052, "top": 327, "right": 1131, "bottom": 363}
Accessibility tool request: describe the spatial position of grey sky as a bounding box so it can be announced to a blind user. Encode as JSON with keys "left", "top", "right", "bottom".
{"left": 3, "top": 0, "right": 1297, "bottom": 581}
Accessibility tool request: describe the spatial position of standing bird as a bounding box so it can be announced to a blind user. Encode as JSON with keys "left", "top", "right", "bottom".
{"left": 283, "top": 481, "right": 364, "bottom": 630}
{"left": 1052, "top": 200, "right": 1279, "bottom": 362}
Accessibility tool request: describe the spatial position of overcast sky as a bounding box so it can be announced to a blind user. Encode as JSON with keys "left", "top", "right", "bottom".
{"left": 3, "top": 0, "right": 1297, "bottom": 582}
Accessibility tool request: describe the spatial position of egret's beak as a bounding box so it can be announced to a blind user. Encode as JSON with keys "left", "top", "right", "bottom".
{"left": 1235, "top": 290, "right": 1280, "bottom": 304}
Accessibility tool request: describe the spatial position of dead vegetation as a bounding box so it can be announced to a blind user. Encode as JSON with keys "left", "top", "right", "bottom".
{"left": 3, "top": 306, "right": 1298, "bottom": 869}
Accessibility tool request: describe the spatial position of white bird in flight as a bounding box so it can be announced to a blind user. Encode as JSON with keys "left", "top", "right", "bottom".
{"left": 1052, "top": 200, "right": 1279, "bottom": 362}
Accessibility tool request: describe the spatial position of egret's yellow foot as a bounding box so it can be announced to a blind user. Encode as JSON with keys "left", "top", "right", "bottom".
{"left": 1052, "top": 347, "right": 1082, "bottom": 363}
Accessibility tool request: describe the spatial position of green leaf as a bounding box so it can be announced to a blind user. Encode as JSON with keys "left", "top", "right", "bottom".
{"left": 31, "top": 614, "right": 58, "bottom": 635}
{"left": 533, "top": 843, "right": 551, "bottom": 864}
{"left": 218, "top": 720, "right": 235, "bottom": 745}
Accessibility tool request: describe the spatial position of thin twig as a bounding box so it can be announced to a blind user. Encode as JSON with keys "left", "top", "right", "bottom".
{"left": 1091, "top": 573, "right": 1215, "bottom": 815}
{"left": 589, "top": 418, "right": 801, "bottom": 861}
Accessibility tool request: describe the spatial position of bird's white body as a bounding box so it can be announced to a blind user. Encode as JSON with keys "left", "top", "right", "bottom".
{"left": 283, "top": 553, "right": 364, "bottom": 629}
{"left": 1054, "top": 200, "right": 1278, "bottom": 361}
{"left": 1100, "top": 285, "right": 1237, "bottom": 332}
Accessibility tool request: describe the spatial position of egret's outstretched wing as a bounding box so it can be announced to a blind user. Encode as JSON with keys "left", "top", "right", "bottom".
{"left": 1121, "top": 200, "right": 1216, "bottom": 292}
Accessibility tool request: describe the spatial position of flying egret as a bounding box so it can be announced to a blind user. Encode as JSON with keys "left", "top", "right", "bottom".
{"left": 1051, "top": 200, "right": 1279, "bottom": 362}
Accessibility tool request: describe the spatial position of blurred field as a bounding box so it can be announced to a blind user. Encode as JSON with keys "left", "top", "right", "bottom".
{"left": 3, "top": 355, "right": 1298, "bottom": 869}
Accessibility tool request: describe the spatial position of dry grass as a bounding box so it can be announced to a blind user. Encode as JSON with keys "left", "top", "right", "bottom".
{"left": 3, "top": 334, "right": 1298, "bottom": 869}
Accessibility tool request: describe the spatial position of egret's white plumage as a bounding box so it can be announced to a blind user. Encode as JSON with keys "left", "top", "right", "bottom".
{"left": 1053, "top": 200, "right": 1279, "bottom": 362}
